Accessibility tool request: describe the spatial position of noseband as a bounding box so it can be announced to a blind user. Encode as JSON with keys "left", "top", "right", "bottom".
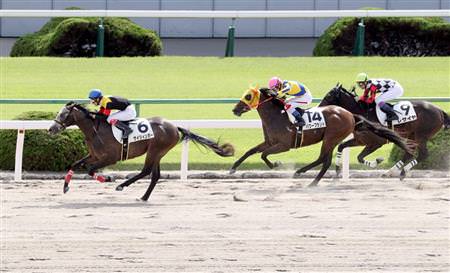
{"left": 54, "top": 106, "right": 77, "bottom": 129}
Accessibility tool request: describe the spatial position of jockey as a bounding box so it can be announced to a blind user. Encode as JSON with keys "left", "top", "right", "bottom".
{"left": 88, "top": 89, "right": 136, "bottom": 139}
{"left": 355, "top": 73, "right": 404, "bottom": 122}
{"left": 268, "top": 77, "right": 312, "bottom": 127}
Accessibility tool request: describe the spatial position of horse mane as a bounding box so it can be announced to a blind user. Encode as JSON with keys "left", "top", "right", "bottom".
{"left": 259, "top": 87, "right": 285, "bottom": 109}
{"left": 69, "top": 102, "right": 95, "bottom": 120}
{"left": 338, "top": 85, "right": 358, "bottom": 98}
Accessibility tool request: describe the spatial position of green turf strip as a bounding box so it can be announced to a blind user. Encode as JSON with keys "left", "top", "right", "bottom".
{"left": 1, "top": 57, "right": 448, "bottom": 170}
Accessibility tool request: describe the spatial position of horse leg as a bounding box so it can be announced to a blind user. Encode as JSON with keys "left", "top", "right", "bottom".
{"left": 116, "top": 146, "right": 161, "bottom": 190}
{"left": 63, "top": 159, "right": 113, "bottom": 193}
{"left": 416, "top": 141, "right": 429, "bottom": 162}
{"left": 116, "top": 164, "right": 153, "bottom": 191}
{"left": 87, "top": 159, "right": 117, "bottom": 183}
{"left": 63, "top": 155, "right": 93, "bottom": 190}
{"left": 294, "top": 155, "right": 327, "bottom": 177}
{"left": 385, "top": 136, "right": 416, "bottom": 179}
{"left": 140, "top": 163, "right": 161, "bottom": 201}
{"left": 296, "top": 137, "right": 338, "bottom": 184}
{"left": 230, "top": 142, "right": 268, "bottom": 174}
{"left": 357, "top": 144, "right": 384, "bottom": 168}
{"left": 399, "top": 140, "right": 427, "bottom": 180}
{"left": 260, "top": 143, "right": 290, "bottom": 169}
{"left": 309, "top": 152, "right": 333, "bottom": 187}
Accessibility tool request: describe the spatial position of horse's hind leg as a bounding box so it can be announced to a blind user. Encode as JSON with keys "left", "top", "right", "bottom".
{"left": 141, "top": 163, "right": 161, "bottom": 201}
{"left": 384, "top": 134, "right": 416, "bottom": 178}
{"left": 309, "top": 152, "right": 333, "bottom": 187}
{"left": 116, "top": 165, "right": 152, "bottom": 191}
{"left": 400, "top": 140, "right": 427, "bottom": 180}
{"left": 294, "top": 155, "right": 326, "bottom": 177}
{"left": 297, "top": 137, "right": 338, "bottom": 185}
{"left": 416, "top": 141, "right": 429, "bottom": 162}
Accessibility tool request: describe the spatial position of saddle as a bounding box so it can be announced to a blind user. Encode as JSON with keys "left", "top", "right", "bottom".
{"left": 372, "top": 101, "right": 417, "bottom": 127}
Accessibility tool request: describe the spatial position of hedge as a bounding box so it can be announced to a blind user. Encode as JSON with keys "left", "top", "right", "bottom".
{"left": 11, "top": 10, "right": 162, "bottom": 57}
{"left": 389, "top": 128, "right": 450, "bottom": 170}
{"left": 0, "top": 111, "right": 88, "bottom": 171}
{"left": 314, "top": 16, "right": 450, "bottom": 56}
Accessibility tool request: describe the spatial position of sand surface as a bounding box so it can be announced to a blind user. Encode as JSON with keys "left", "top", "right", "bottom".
{"left": 1, "top": 178, "right": 449, "bottom": 272}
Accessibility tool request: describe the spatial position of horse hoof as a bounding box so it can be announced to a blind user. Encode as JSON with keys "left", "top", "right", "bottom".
{"left": 116, "top": 185, "right": 124, "bottom": 191}
{"left": 308, "top": 181, "right": 319, "bottom": 187}
{"left": 229, "top": 168, "right": 236, "bottom": 175}
{"left": 376, "top": 157, "right": 384, "bottom": 164}
{"left": 63, "top": 186, "right": 70, "bottom": 194}
{"left": 293, "top": 171, "right": 302, "bottom": 178}
{"left": 105, "top": 175, "right": 115, "bottom": 182}
{"left": 273, "top": 161, "right": 282, "bottom": 169}
{"left": 139, "top": 197, "right": 148, "bottom": 202}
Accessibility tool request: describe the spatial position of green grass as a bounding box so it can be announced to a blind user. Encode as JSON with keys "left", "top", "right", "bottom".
{"left": 1, "top": 57, "right": 449, "bottom": 171}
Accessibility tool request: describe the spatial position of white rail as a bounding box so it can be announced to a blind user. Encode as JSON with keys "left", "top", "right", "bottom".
{"left": 0, "top": 9, "right": 449, "bottom": 18}
{"left": 0, "top": 120, "right": 350, "bottom": 181}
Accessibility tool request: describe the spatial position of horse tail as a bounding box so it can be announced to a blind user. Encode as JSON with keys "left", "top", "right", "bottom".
{"left": 177, "top": 127, "right": 235, "bottom": 157}
{"left": 354, "top": 115, "right": 413, "bottom": 156}
{"left": 441, "top": 110, "right": 450, "bottom": 129}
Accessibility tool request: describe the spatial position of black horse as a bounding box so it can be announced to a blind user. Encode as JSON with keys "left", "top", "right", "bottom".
{"left": 319, "top": 84, "right": 449, "bottom": 179}
{"left": 48, "top": 102, "right": 234, "bottom": 201}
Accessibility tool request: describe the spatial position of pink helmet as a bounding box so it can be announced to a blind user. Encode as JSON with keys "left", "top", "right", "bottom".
{"left": 268, "top": 77, "right": 282, "bottom": 90}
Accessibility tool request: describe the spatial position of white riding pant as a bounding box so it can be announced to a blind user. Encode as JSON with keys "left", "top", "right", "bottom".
{"left": 107, "top": 105, "right": 137, "bottom": 123}
{"left": 375, "top": 83, "right": 404, "bottom": 106}
{"left": 284, "top": 91, "right": 312, "bottom": 115}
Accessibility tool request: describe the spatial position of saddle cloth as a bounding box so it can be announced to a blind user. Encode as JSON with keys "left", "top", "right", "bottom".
{"left": 288, "top": 107, "right": 327, "bottom": 131}
{"left": 112, "top": 118, "right": 154, "bottom": 144}
{"left": 375, "top": 101, "right": 417, "bottom": 126}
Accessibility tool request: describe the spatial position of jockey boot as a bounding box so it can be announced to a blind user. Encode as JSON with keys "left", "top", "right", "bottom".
{"left": 380, "top": 103, "right": 398, "bottom": 122}
{"left": 292, "top": 108, "right": 306, "bottom": 127}
{"left": 115, "top": 121, "right": 132, "bottom": 139}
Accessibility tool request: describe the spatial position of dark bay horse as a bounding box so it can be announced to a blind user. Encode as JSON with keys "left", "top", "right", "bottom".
{"left": 231, "top": 87, "right": 411, "bottom": 186}
{"left": 48, "top": 102, "right": 234, "bottom": 201}
{"left": 319, "top": 84, "right": 449, "bottom": 179}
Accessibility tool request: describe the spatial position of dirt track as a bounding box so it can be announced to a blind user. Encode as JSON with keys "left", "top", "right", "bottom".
{"left": 1, "top": 178, "right": 449, "bottom": 272}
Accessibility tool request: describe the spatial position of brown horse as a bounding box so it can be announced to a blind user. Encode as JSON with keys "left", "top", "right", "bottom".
{"left": 48, "top": 102, "right": 234, "bottom": 201}
{"left": 231, "top": 87, "right": 411, "bottom": 186}
{"left": 319, "top": 84, "right": 449, "bottom": 179}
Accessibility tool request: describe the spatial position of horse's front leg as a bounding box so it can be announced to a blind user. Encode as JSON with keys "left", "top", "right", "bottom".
{"left": 63, "top": 154, "right": 96, "bottom": 193}
{"left": 260, "top": 142, "right": 290, "bottom": 169}
{"left": 63, "top": 158, "right": 115, "bottom": 194}
{"left": 87, "top": 159, "right": 117, "bottom": 183}
{"left": 357, "top": 144, "right": 384, "bottom": 168}
{"left": 230, "top": 142, "right": 268, "bottom": 174}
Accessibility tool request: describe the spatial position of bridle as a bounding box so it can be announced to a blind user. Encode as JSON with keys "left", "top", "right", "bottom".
{"left": 54, "top": 105, "right": 77, "bottom": 129}
{"left": 255, "top": 96, "right": 274, "bottom": 109}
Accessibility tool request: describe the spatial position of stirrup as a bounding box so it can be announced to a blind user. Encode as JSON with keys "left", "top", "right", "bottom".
{"left": 121, "top": 129, "right": 132, "bottom": 139}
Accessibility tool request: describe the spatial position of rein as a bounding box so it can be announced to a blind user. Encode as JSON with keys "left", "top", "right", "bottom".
{"left": 256, "top": 96, "right": 274, "bottom": 109}
{"left": 53, "top": 119, "right": 66, "bottom": 129}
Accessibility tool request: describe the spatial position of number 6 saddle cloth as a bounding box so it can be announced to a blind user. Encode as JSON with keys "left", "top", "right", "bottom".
{"left": 111, "top": 118, "right": 155, "bottom": 144}
{"left": 375, "top": 101, "right": 417, "bottom": 127}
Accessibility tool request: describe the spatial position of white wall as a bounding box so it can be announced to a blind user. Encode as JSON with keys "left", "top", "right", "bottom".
{"left": 1, "top": 0, "right": 449, "bottom": 37}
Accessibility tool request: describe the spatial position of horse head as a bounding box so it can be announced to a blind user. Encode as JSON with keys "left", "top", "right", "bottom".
{"left": 232, "top": 86, "right": 263, "bottom": 116}
{"left": 319, "top": 83, "right": 342, "bottom": 107}
{"left": 48, "top": 101, "right": 91, "bottom": 135}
